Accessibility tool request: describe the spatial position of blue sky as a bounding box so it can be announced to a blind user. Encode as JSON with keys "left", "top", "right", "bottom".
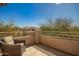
{"left": 0, "top": 3, "right": 79, "bottom": 27}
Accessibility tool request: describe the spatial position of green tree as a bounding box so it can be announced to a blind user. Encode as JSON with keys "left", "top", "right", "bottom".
{"left": 0, "top": 19, "right": 4, "bottom": 31}
{"left": 40, "top": 17, "right": 73, "bottom": 31}
{"left": 53, "top": 17, "right": 72, "bottom": 31}
{"left": 4, "top": 18, "right": 15, "bottom": 32}
{"left": 40, "top": 17, "right": 54, "bottom": 31}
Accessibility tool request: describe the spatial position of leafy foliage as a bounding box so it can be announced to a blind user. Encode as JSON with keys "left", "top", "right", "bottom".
{"left": 0, "top": 18, "right": 23, "bottom": 37}
{"left": 40, "top": 17, "right": 74, "bottom": 31}
{"left": 40, "top": 17, "right": 79, "bottom": 38}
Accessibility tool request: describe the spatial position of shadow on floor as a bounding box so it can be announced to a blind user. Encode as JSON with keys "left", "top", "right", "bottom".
{"left": 33, "top": 44, "right": 71, "bottom": 56}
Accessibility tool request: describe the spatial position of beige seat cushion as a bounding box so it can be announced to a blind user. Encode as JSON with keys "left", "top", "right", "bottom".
{"left": 3, "top": 36, "right": 14, "bottom": 44}
{"left": 18, "top": 43, "right": 24, "bottom": 46}
{"left": 20, "top": 43, "right": 24, "bottom": 46}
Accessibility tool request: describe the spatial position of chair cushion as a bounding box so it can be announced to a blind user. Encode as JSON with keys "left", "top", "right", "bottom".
{"left": 20, "top": 43, "right": 24, "bottom": 46}
{"left": 17, "top": 43, "right": 24, "bottom": 46}
{"left": 3, "top": 36, "right": 14, "bottom": 44}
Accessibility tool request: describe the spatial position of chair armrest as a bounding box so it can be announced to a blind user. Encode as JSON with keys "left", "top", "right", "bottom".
{"left": 15, "top": 43, "right": 24, "bottom": 47}
{"left": 13, "top": 39, "right": 25, "bottom": 45}
{"left": 1, "top": 43, "right": 22, "bottom": 56}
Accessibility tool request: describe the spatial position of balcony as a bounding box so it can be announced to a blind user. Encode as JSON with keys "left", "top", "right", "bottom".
{"left": 0, "top": 30, "right": 79, "bottom": 56}
{"left": 23, "top": 44, "right": 70, "bottom": 56}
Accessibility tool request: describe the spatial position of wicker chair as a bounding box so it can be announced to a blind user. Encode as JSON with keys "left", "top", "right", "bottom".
{"left": 0, "top": 36, "right": 26, "bottom": 56}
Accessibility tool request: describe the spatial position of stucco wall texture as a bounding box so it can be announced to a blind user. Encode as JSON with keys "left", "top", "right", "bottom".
{"left": 40, "top": 35, "right": 79, "bottom": 55}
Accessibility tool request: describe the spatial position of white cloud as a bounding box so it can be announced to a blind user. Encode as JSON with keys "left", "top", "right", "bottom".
{"left": 56, "top": 3, "right": 61, "bottom": 4}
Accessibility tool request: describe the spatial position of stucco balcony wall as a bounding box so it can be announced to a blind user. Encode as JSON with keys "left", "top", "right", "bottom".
{"left": 40, "top": 35, "right": 79, "bottom": 55}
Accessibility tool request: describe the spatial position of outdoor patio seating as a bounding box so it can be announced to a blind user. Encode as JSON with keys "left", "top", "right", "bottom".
{"left": 0, "top": 36, "right": 26, "bottom": 56}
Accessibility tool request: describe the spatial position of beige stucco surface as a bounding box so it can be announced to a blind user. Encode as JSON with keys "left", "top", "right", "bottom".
{"left": 40, "top": 35, "right": 79, "bottom": 55}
